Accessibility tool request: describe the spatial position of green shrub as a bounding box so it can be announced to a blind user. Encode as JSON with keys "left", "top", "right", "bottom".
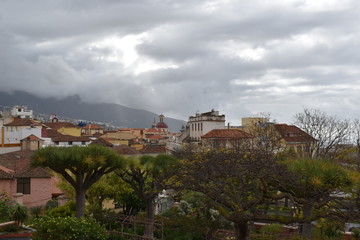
{"left": 315, "top": 218, "right": 344, "bottom": 239}
{"left": 161, "top": 206, "right": 228, "bottom": 240}
{"left": 251, "top": 223, "right": 285, "bottom": 240}
{"left": 45, "top": 201, "right": 76, "bottom": 217}
{"left": 352, "top": 228, "right": 360, "bottom": 240}
{"left": 32, "top": 216, "right": 107, "bottom": 240}
{"left": 30, "top": 206, "right": 43, "bottom": 218}
{"left": 45, "top": 199, "right": 59, "bottom": 209}
{"left": 0, "top": 194, "right": 12, "bottom": 222}
{"left": 260, "top": 223, "right": 284, "bottom": 234}
{"left": 11, "top": 204, "right": 28, "bottom": 226}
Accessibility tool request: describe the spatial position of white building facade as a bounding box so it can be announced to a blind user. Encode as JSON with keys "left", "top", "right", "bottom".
{"left": 166, "top": 109, "right": 225, "bottom": 153}
{"left": 188, "top": 109, "right": 225, "bottom": 141}
{"left": 10, "top": 106, "right": 33, "bottom": 119}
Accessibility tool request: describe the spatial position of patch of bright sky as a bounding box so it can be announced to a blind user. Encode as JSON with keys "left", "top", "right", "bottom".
{"left": 200, "top": 0, "right": 232, "bottom": 13}
{"left": 32, "top": 38, "right": 74, "bottom": 50}
{"left": 88, "top": 33, "right": 178, "bottom": 75}
{"left": 291, "top": 33, "right": 329, "bottom": 48}
{"left": 266, "top": 31, "right": 330, "bottom": 51}
{"left": 220, "top": 41, "right": 266, "bottom": 61}
{"left": 231, "top": 73, "right": 309, "bottom": 87}
{"left": 298, "top": 0, "right": 352, "bottom": 11}
{"left": 249, "top": 83, "right": 353, "bottom": 96}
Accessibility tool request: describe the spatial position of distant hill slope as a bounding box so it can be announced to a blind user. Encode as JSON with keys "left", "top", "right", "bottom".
{"left": 0, "top": 91, "right": 186, "bottom": 132}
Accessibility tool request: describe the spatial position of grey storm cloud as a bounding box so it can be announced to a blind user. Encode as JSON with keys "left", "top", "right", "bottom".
{"left": 1, "top": 0, "right": 360, "bottom": 124}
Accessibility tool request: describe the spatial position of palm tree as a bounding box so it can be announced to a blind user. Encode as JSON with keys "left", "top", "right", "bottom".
{"left": 32, "top": 145, "right": 125, "bottom": 218}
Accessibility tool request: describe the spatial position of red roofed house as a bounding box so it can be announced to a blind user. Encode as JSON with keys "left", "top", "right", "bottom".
{"left": 43, "top": 121, "right": 82, "bottom": 137}
{"left": 52, "top": 135, "right": 92, "bottom": 147}
{"left": 274, "top": 124, "right": 317, "bottom": 156}
{"left": 20, "top": 134, "right": 44, "bottom": 151}
{"left": 0, "top": 150, "right": 63, "bottom": 207}
{"left": 100, "top": 132, "right": 137, "bottom": 146}
{"left": 140, "top": 145, "right": 167, "bottom": 156}
{"left": 113, "top": 145, "right": 141, "bottom": 156}
{"left": 119, "top": 128, "right": 146, "bottom": 139}
{"left": 201, "top": 129, "right": 254, "bottom": 149}
{"left": 90, "top": 138, "right": 114, "bottom": 148}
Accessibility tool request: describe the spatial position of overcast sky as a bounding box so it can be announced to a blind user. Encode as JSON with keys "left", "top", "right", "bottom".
{"left": 1, "top": 0, "right": 360, "bottom": 125}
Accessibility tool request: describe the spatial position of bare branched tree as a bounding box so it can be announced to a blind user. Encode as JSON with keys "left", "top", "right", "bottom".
{"left": 352, "top": 119, "right": 360, "bottom": 171}
{"left": 293, "top": 108, "right": 351, "bottom": 159}
{"left": 245, "top": 112, "right": 283, "bottom": 153}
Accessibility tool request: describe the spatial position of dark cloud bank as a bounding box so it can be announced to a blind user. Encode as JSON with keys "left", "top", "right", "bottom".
{"left": 1, "top": 0, "right": 360, "bottom": 124}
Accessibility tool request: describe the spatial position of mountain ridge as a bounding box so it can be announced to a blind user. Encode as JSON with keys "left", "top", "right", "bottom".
{"left": 0, "top": 91, "right": 185, "bottom": 132}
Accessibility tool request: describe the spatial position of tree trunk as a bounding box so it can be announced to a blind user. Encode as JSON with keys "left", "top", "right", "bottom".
{"left": 301, "top": 203, "right": 313, "bottom": 239}
{"left": 234, "top": 221, "right": 248, "bottom": 240}
{"left": 75, "top": 187, "right": 86, "bottom": 218}
{"left": 144, "top": 198, "right": 154, "bottom": 239}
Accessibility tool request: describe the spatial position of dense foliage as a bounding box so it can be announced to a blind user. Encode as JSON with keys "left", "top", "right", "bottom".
{"left": 0, "top": 193, "right": 12, "bottom": 223}
{"left": 32, "top": 216, "right": 107, "bottom": 240}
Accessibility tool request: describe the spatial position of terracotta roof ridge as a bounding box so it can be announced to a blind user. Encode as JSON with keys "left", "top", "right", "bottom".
{"left": 20, "top": 134, "right": 43, "bottom": 141}
{"left": 0, "top": 165, "right": 15, "bottom": 175}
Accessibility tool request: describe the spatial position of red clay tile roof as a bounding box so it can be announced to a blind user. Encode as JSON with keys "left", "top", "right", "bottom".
{"left": 90, "top": 138, "right": 114, "bottom": 147}
{"left": 146, "top": 128, "right": 162, "bottom": 133}
{"left": 80, "top": 124, "right": 103, "bottom": 130}
{"left": 92, "top": 132, "right": 104, "bottom": 138}
{"left": 103, "top": 130, "right": 118, "bottom": 134}
{"left": 148, "top": 135, "right": 165, "bottom": 140}
{"left": 21, "top": 134, "right": 43, "bottom": 141}
{"left": 52, "top": 135, "right": 91, "bottom": 142}
{"left": 0, "top": 150, "right": 51, "bottom": 178}
{"left": 43, "top": 122, "right": 78, "bottom": 130}
{"left": 0, "top": 165, "right": 15, "bottom": 178}
{"left": 43, "top": 129, "right": 64, "bottom": 138}
{"left": 202, "top": 129, "right": 254, "bottom": 139}
{"left": 140, "top": 145, "right": 166, "bottom": 154}
{"left": 101, "top": 138, "right": 117, "bottom": 142}
{"left": 129, "top": 139, "right": 145, "bottom": 144}
{"left": 274, "top": 124, "right": 317, "bottom": 143}
{"left": 113, "top": 145, "right": 140, "bottom": 155}
{"left": 4, "top": 118, "right": 42, "bottom": 127}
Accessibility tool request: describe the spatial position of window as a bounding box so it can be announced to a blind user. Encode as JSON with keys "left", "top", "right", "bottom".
{"left": 68, "top": 141, "right": 73, "bottom": 145}
{"left": 17, "top": 178, "right": 30, "bottom": 194}
{"left": 81, "top": 141, "right": 86, "bottom": 145}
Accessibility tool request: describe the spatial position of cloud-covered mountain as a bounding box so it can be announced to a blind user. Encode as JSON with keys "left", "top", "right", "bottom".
{"left": 0, "top": 91, "right": 185, "bottom": 132}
